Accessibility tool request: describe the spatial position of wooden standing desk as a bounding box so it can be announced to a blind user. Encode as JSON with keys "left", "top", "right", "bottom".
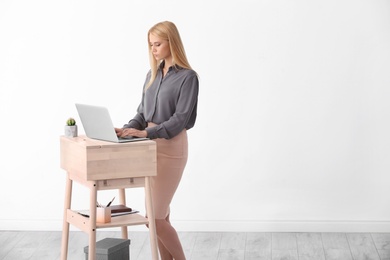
{"left": 59, "top": 136, "right": 159, "bottom": 260}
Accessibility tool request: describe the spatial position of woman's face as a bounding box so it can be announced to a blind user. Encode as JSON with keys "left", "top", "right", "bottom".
{"left": 149, "top": 33, "right": 171, "bottom": 61}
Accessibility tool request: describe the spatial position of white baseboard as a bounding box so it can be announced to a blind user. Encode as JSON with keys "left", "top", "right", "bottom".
{"left": 1, "top": 219, "right": 389, "bottom": 232}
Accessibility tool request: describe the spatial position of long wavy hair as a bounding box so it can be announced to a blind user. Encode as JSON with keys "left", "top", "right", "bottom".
{"left": 147, "top": 21, "right": 192, "bottom": 88}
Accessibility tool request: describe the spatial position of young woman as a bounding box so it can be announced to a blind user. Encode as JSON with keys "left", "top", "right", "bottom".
{"left": 115, "top": 21, "right": 199, "bottom": 260}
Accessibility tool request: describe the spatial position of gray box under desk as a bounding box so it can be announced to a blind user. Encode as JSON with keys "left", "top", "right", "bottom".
{"left": 84, "top": 238, "right": 130, "bottom": 260}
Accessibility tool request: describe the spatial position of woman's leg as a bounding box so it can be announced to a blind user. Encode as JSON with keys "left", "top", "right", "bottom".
{"left": 158, "top": 238, "right": 173, "bottom": 260}
{"left": 147, "top": 127, "right": 188, "bottom": 259}
{"left": 156, "top": 214, "right": 174, "bottom": 260}
{"left": 155, "top": 214, "right": 185, "bottom": 260}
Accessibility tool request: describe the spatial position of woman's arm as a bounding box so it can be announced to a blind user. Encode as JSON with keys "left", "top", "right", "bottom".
{"left": 146, "top": 73, "right": 199, "bottom": 139}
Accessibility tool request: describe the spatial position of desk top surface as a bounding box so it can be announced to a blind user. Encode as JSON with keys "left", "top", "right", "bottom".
{"left": 61, "top": 135, "right": 156, "bottom": 149}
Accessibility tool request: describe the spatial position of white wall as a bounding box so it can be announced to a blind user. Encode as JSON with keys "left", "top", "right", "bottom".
{"left": 1, "top": 0, "right": 390, "bottom": 232}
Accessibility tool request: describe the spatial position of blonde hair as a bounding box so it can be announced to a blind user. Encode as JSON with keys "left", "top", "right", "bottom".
{"left": 147, "top": 21, "right": 192, "bottom": 88}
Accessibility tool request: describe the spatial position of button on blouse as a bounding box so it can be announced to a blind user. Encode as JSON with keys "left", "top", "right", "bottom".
{"left": 124, "top": 64, "right": 199, "bottom": 139}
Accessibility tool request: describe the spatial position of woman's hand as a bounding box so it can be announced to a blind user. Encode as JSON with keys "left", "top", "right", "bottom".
{"left": 115, "top": 128, "right": 124, "bottom": 137}
{"left": 115, "top": 128, "right": 147, "bottom": 138}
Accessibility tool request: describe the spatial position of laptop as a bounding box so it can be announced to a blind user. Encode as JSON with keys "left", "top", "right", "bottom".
{"left": 75, "top": 103, "right": 148, "bottom": 143}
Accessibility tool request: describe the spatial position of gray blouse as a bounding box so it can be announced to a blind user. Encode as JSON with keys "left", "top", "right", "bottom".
{"left": 123, "top": 64, "right": 199, "bottom": 139}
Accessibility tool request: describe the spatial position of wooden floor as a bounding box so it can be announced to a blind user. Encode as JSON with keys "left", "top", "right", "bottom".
{"left": 0, "top": 231, "right": 389, "bottom": 260}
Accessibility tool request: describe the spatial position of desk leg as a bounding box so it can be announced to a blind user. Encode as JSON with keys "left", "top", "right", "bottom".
{"left": 145, "top": 176, "right": 159, "bottom": 260}
{"left": 118, "top": 188, "right": 128, "bottom": 239}
{"left": 60, "top": 173, "right": 72, "bottom": 260}
{"left": 88, "top": 182, "right": 98, "bottom": 260}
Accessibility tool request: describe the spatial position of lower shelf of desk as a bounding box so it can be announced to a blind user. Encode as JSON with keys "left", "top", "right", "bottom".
{"left": 67, "top": 209, "right": 148, "bottom": 232}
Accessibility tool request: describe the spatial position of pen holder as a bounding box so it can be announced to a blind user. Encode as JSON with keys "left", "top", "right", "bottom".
{"left": 96, "top": 207, "right": 111, "bottom": 223}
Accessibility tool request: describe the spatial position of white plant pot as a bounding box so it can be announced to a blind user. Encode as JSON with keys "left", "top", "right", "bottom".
{"left": 64, "top": 125, "right": 78, "bottom": 137}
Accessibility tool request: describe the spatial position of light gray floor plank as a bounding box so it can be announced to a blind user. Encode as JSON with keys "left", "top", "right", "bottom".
{"left": 245, "top": 232, "right": 271, "bottom": 260}
{"left": 272, "top": 233, "right": 297, "bottom": 250}
{"left": 1, "top": 231, "right": 390, "bottom": 260}
{"left": 296, "top": 233, "right": 325, "bottom": 260}
{"left": 2, "top": 247, "right": 36, "bottom": 260}
{"left": 134, "top": 231, "right": 153, "bottom": 260}
{"left": 347, "top": 233, "right": 381, "bottom": 260}
{"left": 128, "top": 231, "right": 149, "bottom": 260}
{"left": 220, "top": 232, "right": 246, "bottom": 250}
{"left": 0, "top": 231, "right": 26, "bottom": 259}
{"left": 271, "top": 232, "right": 298, "bottom": 260}
{"left": 178, "top": 231, "right": 197, "bottom": 259}
{"left": 322, "top": 232, "right": 350, "bottom": 249}
{"left": 30, "top": 231, "right": 61, "bottom": 260}
{"left": 218, "top": 249, "right": 245, "bottom": 260}
{"left": 191, "top": 232, "right": 221, "bottom": 260}
{"left": 322, "top": 232, "right": 353, "bottom": 260}
{"left": 245, "top": 250, "right": 271, "bottom": 260}
{"left": 216, "top": 232, "right": 245, "bottom": 260}
{"left": 272, "top": 249, "right": 299, "bottom": 260}
{"left": 372, "top": 233, "right": 390, "bottom": 260}
{"left": 324, "top": 249, "right": 354, "bottom": 260}
{"left": 67, "top": 231, "right": 89, "bottom": 259}
{"left": 371, "top": 233, "right": 390, "bottom": 250}
{"left": 2, "top": 231, "right": 53, "bottom": 260}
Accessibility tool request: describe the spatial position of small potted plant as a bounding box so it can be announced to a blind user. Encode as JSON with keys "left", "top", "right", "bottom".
{"left": 64, "top": 117, "right": 78, "bottom": 137}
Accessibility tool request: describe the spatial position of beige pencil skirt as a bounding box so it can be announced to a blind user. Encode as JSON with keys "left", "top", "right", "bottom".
{"left": 147, "top": 123, "right": 188, "bottom": 219}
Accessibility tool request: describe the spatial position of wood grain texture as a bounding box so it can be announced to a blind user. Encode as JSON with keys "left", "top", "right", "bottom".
{"left": 1, "top": 231, "right": 389, "bottom": 260}
{"left": 347, "top": 233, "right": 381, "bottom": 260}
{"left": 60, "top": 136, "right": 157, "bottom": 181}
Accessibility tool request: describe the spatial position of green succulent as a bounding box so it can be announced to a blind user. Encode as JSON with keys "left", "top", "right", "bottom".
{"left": 66, "top": 117, "right": 76, "bottom": 126}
